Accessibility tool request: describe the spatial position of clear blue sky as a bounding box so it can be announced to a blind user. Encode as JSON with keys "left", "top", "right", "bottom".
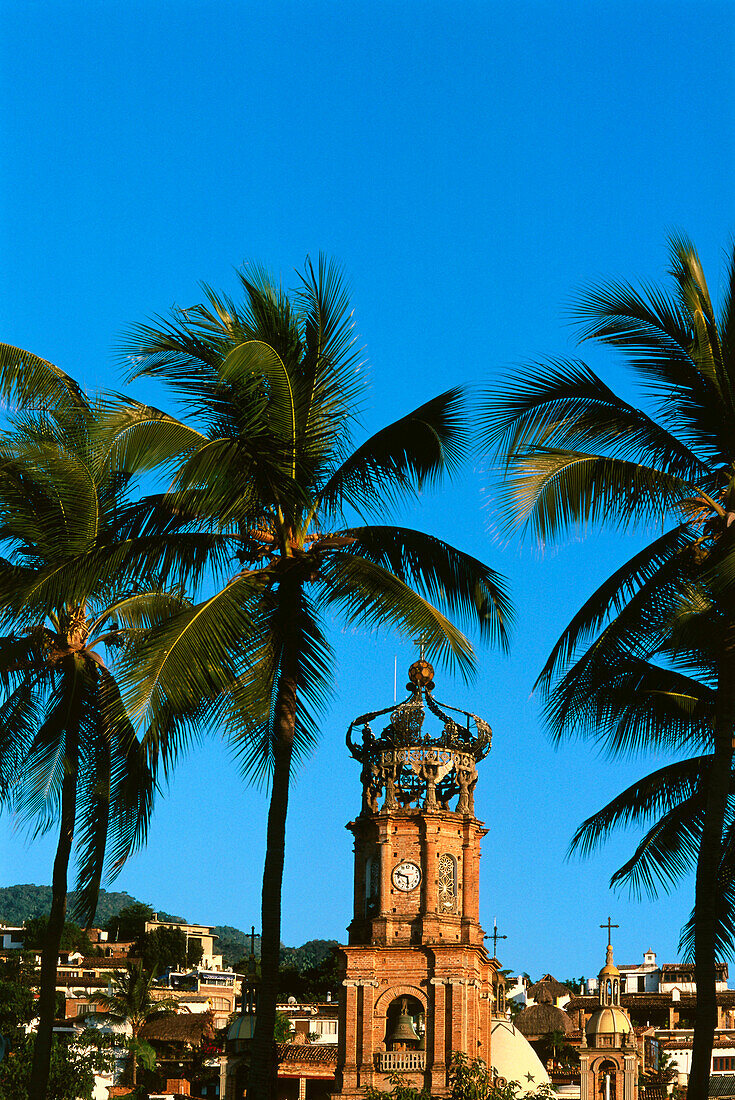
{"left": 1, "top": 0, "right": 734, "bottom": 979}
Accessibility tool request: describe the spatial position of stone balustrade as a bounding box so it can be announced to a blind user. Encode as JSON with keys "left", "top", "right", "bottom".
{"left": 374, "top": 1051, "right": 426, "bottom": 1072}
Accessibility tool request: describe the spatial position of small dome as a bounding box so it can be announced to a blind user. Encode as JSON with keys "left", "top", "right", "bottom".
{"left": 586, "top": 1005, "right": 632, "bottom": 1037}
{"left": 227, "top": 1015, "right": 255, "bottom": 1044}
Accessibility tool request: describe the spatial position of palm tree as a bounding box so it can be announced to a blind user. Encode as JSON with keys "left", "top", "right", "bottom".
{"left": 0, "top": 392, "right": 189, "bottom": 1100}
{"left": 104, "top": 256, "right": 513, "bottom": 1100}
{"left": 95, "top": 961, "right": 177, "bottom": 1086}
{"left": 548, "top": 593, "right": 735, "bottom": 983}
{"left": 483, "top": 234, "right": 735, "bottom": 1100}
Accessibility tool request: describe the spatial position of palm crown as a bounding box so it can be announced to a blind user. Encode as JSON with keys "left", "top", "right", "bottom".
{"left": 483, "top": 234, "right": 735, "bottom": 1100}
{"left": 0, "top": 389, "right": 193, "bottom": 1100}
{"left": 108, "top": 256, "right": 512, "bottom": 1100}
{"left": 109, "top": 258, "right": 511, "bottom": 765}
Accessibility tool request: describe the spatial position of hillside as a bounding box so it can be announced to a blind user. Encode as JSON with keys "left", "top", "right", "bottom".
{"left": 0, "top": 885, "right": 168, "bottom": 926}
{"left": 0, "top": 885, "right": 334, "bottom": 968}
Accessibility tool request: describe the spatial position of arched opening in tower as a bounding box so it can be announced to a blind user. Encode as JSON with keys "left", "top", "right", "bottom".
{"left": 384, "top": 996, "right": 425, "bottom": 1051}
{"left": 598, "top": 1059, "right": 617, "bottom": 1100}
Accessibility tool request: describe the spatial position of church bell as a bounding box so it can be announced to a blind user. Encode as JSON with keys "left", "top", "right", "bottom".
{"left": 387, "top": 999, "right": 421, "bottom": 1047}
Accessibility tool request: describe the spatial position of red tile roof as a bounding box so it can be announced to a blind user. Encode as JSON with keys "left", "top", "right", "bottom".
{"left": 276, "top": 1043, "right": 338, "bottom": 1066}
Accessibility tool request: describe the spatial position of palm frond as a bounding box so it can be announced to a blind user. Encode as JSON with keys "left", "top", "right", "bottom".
{"left": 71, "top": 667, "right": 112, "bottom": 925}
{"left": 119, "top": 571, "right": 268, "bottom": 769}
{"left": 679, "top": 812, "right": 735, "bottom": 960}
{"left": 571, "top": 276, "right": 728, "bottom": 458}
{"left": 18, "top": 660, "right": 85, "bottom": 838}
{"left": 295, "top": 254, "right": 364, "bottom": 434}
{"left": 569, "top": 756, "right": 707, "bottom": 858}
{"left": 99, "top": 400, "right": 207, "bottom": 475}
{"left": 546, "top": 655, "right": 713, "bottom": 757}
{"left": 317, "top": 551, "right": 476, "bottom": 679}
{"left": 483, "top": 358, "right": 709, "bottom": 478}
{"left": 498, "top": 449, "right": 694, "bottom": 542}
{"left": 0, "top": 343, "right": 86, "bottom": 414}
{"left": 227, "top": 590, "right": 333, "bottom": 784}
{"left": 319, "top": 388, "right": 469, "bottom": 518}
{"left": 537, "top": 524, "right": 694, "bottom": 687}
{"left": 609, "top": 794, "right": 705, "bottom": 898}
{"left": 342, "top": 525, "right": 512, "bottom": 650}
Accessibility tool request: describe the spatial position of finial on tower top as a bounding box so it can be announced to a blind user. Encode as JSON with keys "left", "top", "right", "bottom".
{"left": 408, "top": 659, "right": 435, "bottom": 691}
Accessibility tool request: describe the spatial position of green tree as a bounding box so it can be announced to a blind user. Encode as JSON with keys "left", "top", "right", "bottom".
{"left": 278, "top": 950, "right": 340, "bottom": 1002}
{"left": 0, "top": 956, "right": 35, "bottom": 1043}
{"left": 0, "top": 387, "right": 189, "bottom": 1100}
{"left": 136, "top": 927, "right": 185, "bottom": 974}
{"left": 273, "top": 1013, "right": 295, "bottom": 1043}
{"left": 109, "top": 256, "right": 512, "bottom": 1100}
{"left": 94, "top": 960, "right": 177, "bottom": 1086}
{"left": 22, "top": 917, "right": 95, "bottom": 956}
{"left": 483, "top": 234, "right": 735, "bottom": 1100}
{"left": 0, "top": 1034, "right": 111, "bottom": 1100}
{"left": 536, "top": 1028, "right": 577, "bottom": 1068}
{"left": 104, "top": 902, "right": 154, "bottom": 944}
{"left": 134, "top": 925, "right": 203, "bottom": 974}
{"left": 0, "top": 955, "right": 115, "bottom": 1100}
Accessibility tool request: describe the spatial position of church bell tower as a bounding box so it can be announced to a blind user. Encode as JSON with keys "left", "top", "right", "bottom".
{"left": 332, "top": 657, "right": 497, "bottom": 1099}
{"left": 580, "top": 927, "right": 638, "bottom": 1100}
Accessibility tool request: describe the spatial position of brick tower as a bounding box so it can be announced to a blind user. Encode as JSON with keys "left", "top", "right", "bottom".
{"left": 579, "top": 930, "right": 638, "bottom": 1100}
{"left": 332, "top": 657, "right": 498, "bottom": 1099}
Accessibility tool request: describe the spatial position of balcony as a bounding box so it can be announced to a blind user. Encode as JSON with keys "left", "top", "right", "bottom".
{"left": 375, "top": 1051, "right": 426, "bottom": 1073}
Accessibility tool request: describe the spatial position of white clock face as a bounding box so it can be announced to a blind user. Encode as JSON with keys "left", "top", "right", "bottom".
{"left": 392, "top": 861, "right": 421, "bottom": 892}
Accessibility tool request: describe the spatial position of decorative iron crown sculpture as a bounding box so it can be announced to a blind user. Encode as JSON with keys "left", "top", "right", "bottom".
{"left": 346, "top": 660, "right": 491, "bottom": 817}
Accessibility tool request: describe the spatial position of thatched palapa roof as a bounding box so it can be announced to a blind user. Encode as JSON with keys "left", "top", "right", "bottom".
{"left": 140, "top": 1011, "right": 215, "bottom": 1045}
{"left": 527, "top": 975, "right": 571, "bottom": 1002}
{"left": 514, "top": 1002, "right": 573, "bottom": 1039}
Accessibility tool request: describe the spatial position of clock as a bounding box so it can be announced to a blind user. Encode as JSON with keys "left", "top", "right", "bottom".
{"left": 392, "top": 861, "right": 421, "bottom": 891}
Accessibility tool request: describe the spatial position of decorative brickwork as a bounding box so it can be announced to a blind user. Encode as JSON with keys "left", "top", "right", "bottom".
{"left": 332, "top": 661, "right": 498, "bottom": 1100}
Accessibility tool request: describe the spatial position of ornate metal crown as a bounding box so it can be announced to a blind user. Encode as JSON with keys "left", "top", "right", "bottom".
{"left": 346, "top": 660, "right": 491, "bottom": 816}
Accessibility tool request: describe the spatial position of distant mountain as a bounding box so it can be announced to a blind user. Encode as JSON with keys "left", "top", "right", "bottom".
{"left": 0, "top": 885, "right": 332, "bottom": 969}
{"left": 280, "top": 939, "right": 339, "bottom": 969}
{"left": 0, "top": 884, "right": 184, "bottom": 929}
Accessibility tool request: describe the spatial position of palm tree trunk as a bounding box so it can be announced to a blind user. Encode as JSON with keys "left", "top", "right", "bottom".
{"left": 28, "top": 727, "right": 79, "bottom": 1100}
{"left": 688, "top": 646, "right": 735, "bottom": 1100}
{"left": 248, "top": 611, "right": 299, "bottom": 1100}
{"left": 131, "top": 1048, "right": 138, "bottom": 1087}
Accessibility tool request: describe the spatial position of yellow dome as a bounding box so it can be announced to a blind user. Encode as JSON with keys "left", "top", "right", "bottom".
{"left": 586, "top": 1006, "right": 633, "bottom": 1037}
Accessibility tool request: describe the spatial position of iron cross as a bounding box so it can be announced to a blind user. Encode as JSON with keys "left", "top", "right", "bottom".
{"left": 413, "top": 633, "right": 431, "bottom": 660}
{"left": 600, "top": 917, "right": 619, "bottom": 946}
{"left": 485, "top": 918, "right": 507, "bottom": 955}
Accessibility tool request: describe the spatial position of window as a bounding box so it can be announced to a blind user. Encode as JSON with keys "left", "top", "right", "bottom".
{"left": 76, "top": 1003, "right": 95, "bottom": 1016}
{"left": 714, "top": 1058, "right": 735, "bottom": 1072}
{"left": 438, "top": 854, "right": 457, "bottom": 912}
{"left": 494, "top": 982, "right": 505, "bottom": 1014}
